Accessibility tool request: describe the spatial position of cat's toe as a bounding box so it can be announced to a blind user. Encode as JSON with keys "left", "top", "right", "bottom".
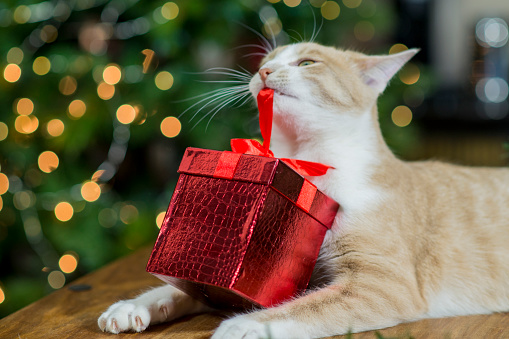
{"left": 130, "top": 306, "right": 151, "bottom": 332}
{"left": 98, "top": 301, "right": 143, "bottom": 333}
{"left": 211, "top": 317, "right": 268, "bottom": 339}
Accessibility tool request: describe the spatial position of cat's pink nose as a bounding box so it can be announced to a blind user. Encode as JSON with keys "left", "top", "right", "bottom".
{"left": 259, "top": 68, "right": 272, "bottom": 82}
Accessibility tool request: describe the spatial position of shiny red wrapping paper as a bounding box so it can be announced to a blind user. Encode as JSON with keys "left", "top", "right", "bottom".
{"left": 146, "top": 147, "right": 340, "bottom": 309}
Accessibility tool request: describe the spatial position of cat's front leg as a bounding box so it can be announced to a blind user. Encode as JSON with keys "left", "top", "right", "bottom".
{"left": 212, "top": 278, "right": 426, "bottom": 339}
{"left": 98, "top": 284, "right": 213, "bottom": 333}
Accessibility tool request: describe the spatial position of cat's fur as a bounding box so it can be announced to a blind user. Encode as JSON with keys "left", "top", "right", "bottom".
{"left": 98, "top": 42, "right": 509, "bottom": 338}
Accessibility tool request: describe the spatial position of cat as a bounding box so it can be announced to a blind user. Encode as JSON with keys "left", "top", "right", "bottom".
{"left": 98, "top": 42, "right": 509, "bottom": 338}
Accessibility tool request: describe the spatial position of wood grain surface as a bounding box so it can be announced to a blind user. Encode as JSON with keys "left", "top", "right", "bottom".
{"left": 1, "top": 246, "right": 508, "bottom": 339}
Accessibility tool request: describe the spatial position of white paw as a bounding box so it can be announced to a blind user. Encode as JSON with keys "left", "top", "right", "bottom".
{"left": 211, "top": 317, "right": 271, "bottom": 339}
{"left": 98, "top": 301, "right": 151, "bottom": 333}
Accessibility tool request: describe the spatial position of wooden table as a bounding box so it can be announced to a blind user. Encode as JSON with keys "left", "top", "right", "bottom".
{"left": 1, "top": 246, "right": 508, "bottom": 338}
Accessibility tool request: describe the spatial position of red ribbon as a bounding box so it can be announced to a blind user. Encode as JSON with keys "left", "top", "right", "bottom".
{"left": 230, "top": 88, "right": 334, "bottom": 177}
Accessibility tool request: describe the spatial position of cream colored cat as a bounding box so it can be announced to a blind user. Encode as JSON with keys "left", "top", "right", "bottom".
{"left": 98, "top": 42, "right": 509, "bottom": 338}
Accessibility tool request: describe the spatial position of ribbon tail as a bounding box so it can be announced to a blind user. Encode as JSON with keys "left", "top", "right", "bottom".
{"left": 281, "top": 158, "right": 333, "bottom": 177}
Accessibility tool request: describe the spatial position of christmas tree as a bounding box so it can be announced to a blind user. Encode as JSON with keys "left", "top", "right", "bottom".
{"left": 0, "top": 0, "right": 426, "bottom": 318}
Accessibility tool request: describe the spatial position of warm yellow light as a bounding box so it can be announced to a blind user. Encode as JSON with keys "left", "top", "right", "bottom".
{"left": 13, "top": 5, "right": 31, "bottom": 24}
{"left": 4, "top": 64, "right": 21, "bottom": 83}
{"left": 16, "top": 98, "right": 34, "bottom": 115}
{"left": 156, "top": 211, "right": 166, "bottom": 229}
{"left": 33, "top": 56, "right": 51, "bottom": 76}
{"left": 354, "top": 21, "right": 375, "bottom": 42}
{"left": 59, "top": 76, "right": 77, "bottom": 95}
{"left": 13, "top": 191, "right": 34, "bottom": 210}
{"left": 40, "top": 25, "right": 58, "bottom": 43}
{"left": 284, "top": 0, "right": 301, "bottom": 7}
{"left": 0, "top": 122, "right": 8, "bottom": 142}
{"left": 38, "top": 151, "right": 59, "bottom": 173}
{"left": 263, "top": 18, "right": 283, "bottom": 38}
{"left": 81, "top": 181, "right": 101, "bottom": 202}
{"left": 59, "top": 254, "right": 78, "bottom": 274}
{"left": 55, "top": 202, "right": 74, "bottom": 222}
{"left": 46, "top": 119, "right": 65, "bottom": 137}
{"left": 161, "top": 2, "right": 179, "bottom": 20}
{"left": 0, "top": 173, "right": 9, "bottom": 195}
{"left": 7, "top": 47, "right": 24, "bottom": 64}
{"left": 68, "top": 99, "right": 87, "bottom": 119}
{"left": 267, "top": 0, "right": 281, "bottom": 3}
{"left": 321, "top": 1, "right": 341, "bottom": 20}
{"left": 342, "top": 0, "right": 362, "bottom": 8}
{"left": 0, "top": 196, "right": 3, "bottom": 212}
{"left": 389, "top": 43, "right": 408, "bottom": 55}
{"left": 399, "top": 63, "right": 420, "bottom": 85}
{"left": 0, "top": 285, "right": 5, "bottom": 304}
{"left": 155, "top": 71, "right": 174, "bottom": 90}
{"left": 97, "top": 82, "right": 115, "bottom": 100}
{"left": 160, "top": 116, "right": 181, "bottom": 138}
{"left": 103, "top": 65, "right": 121, "bottom": 85}
{"left": 119, "top": 204, "right": 139, "bottom": 224}
{"left": 116, "top": 104, "right": 136, "bottom": 124}
{"left": 391, "top": 105, "right": 413, "bottom": 127}
{"left": 14, "top": 115, "right": 39, "bottom": 134}
{"left": 48, "top": 271, "right": 65, "bottom": 289}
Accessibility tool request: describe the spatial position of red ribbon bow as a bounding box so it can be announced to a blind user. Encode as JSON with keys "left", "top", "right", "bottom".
{"left": 230, "top": 88, "right": 333, "bottom": 177}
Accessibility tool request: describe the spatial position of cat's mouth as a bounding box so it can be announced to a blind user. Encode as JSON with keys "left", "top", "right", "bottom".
{"left": 272, "top": 89, "right": 296, "bottom": 99}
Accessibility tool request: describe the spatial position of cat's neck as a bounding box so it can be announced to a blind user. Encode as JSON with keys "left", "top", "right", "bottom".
{"left": 271, "top": 105, "right": 397, "bottom": 214}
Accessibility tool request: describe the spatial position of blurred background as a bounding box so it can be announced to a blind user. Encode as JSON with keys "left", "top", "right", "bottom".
{"left": 0, "top": 0, "right": 508, "bottom": 318}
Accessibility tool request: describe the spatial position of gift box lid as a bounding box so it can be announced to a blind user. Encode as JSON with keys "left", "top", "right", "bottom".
{"left": 178, "top": 147, "right": 339, "bottom": 228}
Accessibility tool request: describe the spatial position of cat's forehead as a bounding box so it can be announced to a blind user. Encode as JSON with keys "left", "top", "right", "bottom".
{"left": 261, "top": 43, "right": 335, "bottom": 65}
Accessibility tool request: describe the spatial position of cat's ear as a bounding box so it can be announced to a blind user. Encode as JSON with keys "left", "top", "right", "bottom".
{"left": 356, "top": 48, "right": 419, "bottom": 94}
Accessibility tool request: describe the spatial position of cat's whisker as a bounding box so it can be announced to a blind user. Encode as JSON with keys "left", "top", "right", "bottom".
{"left": 203, "top": 67, "right": 253, "bottom": 78}
{"left": 186, "top": 88, "right": 250, "bottom": 124}
{"left": 234, "top": 21, "right": 274, "bottom": 52}
{"left": 202, "top": 92, "right": 252, "bottom": 131}
{"left": 233, "top": 44, "right": 272, "bottom": 55}
{"left": 180, "top": 86, "right": 249, "bottom": 121}
{"left": 175, "top": 85, "right": 247, "bottom": 104}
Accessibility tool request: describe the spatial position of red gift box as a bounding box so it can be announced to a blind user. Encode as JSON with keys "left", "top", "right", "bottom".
{"left": 146, "top": 89, "right": 340, "bottom": 309}
{"left": 146, "top": 147, "right": 339, "bottom": 309}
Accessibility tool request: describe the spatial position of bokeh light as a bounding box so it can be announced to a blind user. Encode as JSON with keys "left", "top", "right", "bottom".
{"left": 4, "top": 64, "right": 21, "bottom": 83}
{"left": 399, "top": 63, "right": 420, "bottom": 85}
{"left": 161, "top": 2, "right": 179, "bottom": 20}
{"left": 389, "top": 43, "right": 408, "bottom": 54}
{"left": 0, "top": 122, "right": 8, "bottom": 141}
{"left": 354, "top": 21, "right": 375, "bottom": 41}
{"left": 38, "top": 151, "right": 59, "bottom": 173}
{"left": 160, "top": 116, "right": 181, "bottom": 138}
{"left": 33, "top": 56, "right": 51, "bottom": 75}
{"left": 391, "top": 105, "right": 413, "bottom": 127}
{"left": 16, "top": 98, "right": 34, "bottom": 115}
{"left": 119, "top": 204, "right": 139, "bottom": 224}
{"left": 81, "top": 181, "right": 101, "bottom": 202}
{"left": 13, "top": 191, "right": 34, "bottom": 210}
{"left": 98, "top": 208, "right": 117, "bottom": 228}
{"left": 7, "top": 47, "right": 24, "bottom": 64}
{"left": 103, "top": 65, "right": 121, "bottom": 85}
{"left": 156, "top": 211, "right": 166, "bottom": 229}
{"left": 342, "top": 0, "right": 362, "bottom": 8}
{"left": 154, "top": 71, "right": 174, "bottom": 90}
{"left": 48, "top": 271, "right": 65, "bottom": 289}
{"left": 68, "top": 99, "right": 87, "bottom": 119}
{"left": 15, "top": 115, "right": 39, "bottom": 134}
{"left": 59, "top": 76, "right": 77, "bottom": 95}
{"left": 321, "top": 1, "right": 340, "bottom": 20}
{"left": 0, "top": 285, "right": 5, "bottom": 304}
{"left": 0, "top": 173, "right": 9, "bottom": 195}
{"left": 13, "top": 5, "right": 31, "bottom": 24}
{"left": 309, "top": 0, "right": 326, "bottom": 7}
{"left": 116, "top": 104, "right": 136, "bottom": 124}
{"left": 97, "top": 82, "right": 115, "bottom": 100}
{"left": 284, "top": 0, "right": 301, "bottom": 7}
{"left": 40, "top": 25, "right": 58, "bottom": 43}
{"left": 46, "top": 119, "right": 65, "bottom": 137}
{"left": 59, "top": 254, "right": 78, "bottom": 274}
{"left": 54, "top": 202, "right": 73, "bottom": 222}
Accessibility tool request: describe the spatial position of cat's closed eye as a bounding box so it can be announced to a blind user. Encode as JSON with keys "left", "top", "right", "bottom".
{"left": 298, "top": 60, "right": 316, "bottom": 67}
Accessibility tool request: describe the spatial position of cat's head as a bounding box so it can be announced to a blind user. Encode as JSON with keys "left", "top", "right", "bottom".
{"left": 249, "top": 42, "right": 417, "bottom": 135}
